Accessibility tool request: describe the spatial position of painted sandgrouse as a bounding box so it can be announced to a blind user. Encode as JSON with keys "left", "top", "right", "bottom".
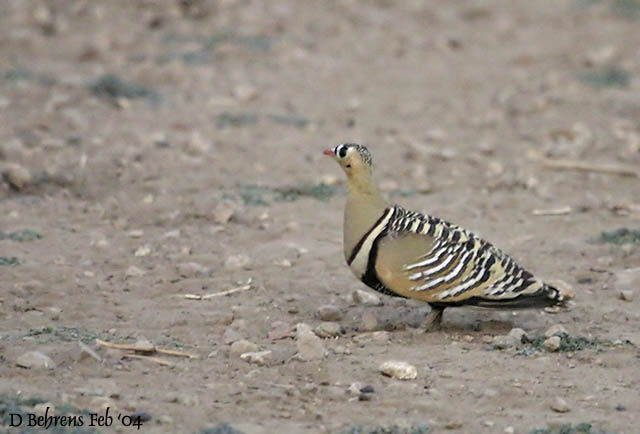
{"left": 324, "top": 143, "right": 568, "bottom": 330}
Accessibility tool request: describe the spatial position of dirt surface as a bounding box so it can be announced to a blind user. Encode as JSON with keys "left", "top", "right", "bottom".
{"left": 1, "top": 1, "right": 640, "bottom": 433}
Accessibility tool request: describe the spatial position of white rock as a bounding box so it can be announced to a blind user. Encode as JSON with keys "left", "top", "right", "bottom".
{"left": 183, "top": 131, "right": 211, "bottom": 155}
{"left": 492, "top": 328, "right": 528, "bottom": 349}
{"left": 550, "top": 397, "right": 570, "bottom": 413}
{"left": 315, "top": 304, "right": 342, "bottom": 321}
{"left": 240, "top": 350, "right": 272, "bottom": 366}
{"left": 16, "top": 351, "right": 55, "bottom": 369}
{"left": 134, "top": 245, "right": 151, "bottom": 257}
{"left": 213, "top": 202, "right": 235, "bottom": 224}
{"left": 352, "top": 289, "right": 382, "bottom": 306}
{"left": 315, "top": 322, "right": 343, "bottom": 338}
{"left": 33, "top": 403, "right": 55, "bottom": 416}
{"left": 126, "top": 229, "right": 144, "bottom": 238}
{"left": 360, "top": 311, "right": 378, "bottom": 332}
{"left": 224, "top": 254, "right": 250, "bottom": 270}
{"left": 230, "top": 339, "right": 258, "bottom": 356}
{"left": 543, "top": 336, "right": 561, "bottom": 352}
{"left": 619, "top": 290, "right": 634, "bottom": 301}
{"left": 125, "top": 265, "right": 145, "bottom": 278}
{"left": 545, "top": 324, "right": 568, "bottom": 338}
{"left": 232, "top": 84, "right": 258, "bottom": 102}
{"left": 379, "top": 361, "right": 417, "bottom": 380}
{"left": 176, "top": 262, "right": 209, "bottom": 278}
{"left": 296, "top": 330, "right": 326, "bottom": 361}
{"left": 2, "top": 164, "right": 32, "bottom": 190}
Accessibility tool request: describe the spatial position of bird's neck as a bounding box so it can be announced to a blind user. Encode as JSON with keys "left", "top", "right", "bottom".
{"left": 343, "top": 170, "right": 389, "bottom": 261}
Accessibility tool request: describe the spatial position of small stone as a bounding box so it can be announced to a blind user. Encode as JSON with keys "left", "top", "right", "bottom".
{"left": 176, "top": 262, "right": 209, "bottom": 278}
{"left": 445, "top": 421, "right": 463, "bottom": 430}
{"left": 360, "top": 311, "right": 378, "bottom": 332}
{"left": 127, "top": 229, "right": 144, "bottom": 238}
{"left": 484, "top": 421, "right": 495, "bottom": 427}
{"left": 158, "top": 415, "right": 173, "bottom": 424}
{"left": 544, "top": 324, "right": 568, "bottom": 338}
{"left": 134, "top": 245, "right": 152, "bottom": 257}
{"left": 230, "top": 339, "right": 258, "bottom": 356}
{"left": 296, "top": 330, "right": 326, "bottom": 361}
{"left": 16, "top": 351, "right": 55, "bottom": 369}
{"left": 315, "top": 322, "right": 343, "bottom": 338}
{"left": 379, "top": 361, "right": 417, "bottom": 380}
{"left": 352, "top": 289, "right": 382, "bottom": 306}
{"left": 133, "top": 338, "right": 155, "bottom": 352}
{"left": 615, "top": 404, "right": 626, "bottom": 411}
{"left": 492, "top": 328, "right": 528, "bottom": 349}
{"left": 240, "top": 350, "right": 272, "bottom": 366}
{"left": 619, "top": 290, "right": 634, "bottom": 301}
{"left": 360, "top": 385, "right": 375, "bottom": 394}
{"left": 543, "top": 336, "right": 562, "bottom": 352}
{"left": 125, "top": 265, "right": 145, "bottom": 278}
{"left": 315, "top": 304, "right": 342, "bottom": 322}
{"left": 213, "top": 202, "right": 235, "bottom": 224}
{"left": 2, "top": 164, "right": 32, "bottom": 190}
{"left": 224, "top": 254, "right": 250, "bottom": 270}
{"left": 232, "top": 84, "right": 258, "bottom": 102}
{"left": 504, "top": 427, "right": 515, "bottom": 434}
{"left": 550, "top": 397, "right": 570, "bottom": 413}
{"left": 222, "top": 327, "right": 243, "bottom": 344}
{"left": 33, "top": 403, "right": 55, "bottom": 416}
{"left": 348, "top": 382, "right": 363, "bottom": 396}
{"left": 183, "top": 131, "right": 211, "bottom": 155}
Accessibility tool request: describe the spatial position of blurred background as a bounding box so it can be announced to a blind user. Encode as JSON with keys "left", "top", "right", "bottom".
{"left": 1, "top": 1, "right": 639, "bottom": 433}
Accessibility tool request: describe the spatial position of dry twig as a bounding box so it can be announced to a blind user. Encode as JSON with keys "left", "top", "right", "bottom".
{"left": 184, "top": 278, "right": 253, "bottom": 300}
{"left": 124, "top": 354, "right": 175, "bottom": 367}
{"left": 532, "top": 206, "right": 572, "bottom": 216}
{"left": 95, "top": 339, "right": 198, "bottom": 359}
{"left": 530, "top": 152, "right": 638, "bottom": 177}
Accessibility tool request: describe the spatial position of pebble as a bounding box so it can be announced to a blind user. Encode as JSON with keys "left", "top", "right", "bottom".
{"left": 134, "top": 245, "right": 151, "bottom": 257}
{"left": 125, "top": 265, "right": 144, "bottom": 277}
{"left": 315, "top": 304, "right": 342, "bottom": 322}
{"left": 2, "top": 164, "right": 32, "bottom": 190}
{"left": 158, "top": 415, "right": 173, "bottom": 424}
{"left": 360, "top": 311, "right": 378, "bottom": 332}
{"left": 543, "top": 336, "right": 562, "bottom": 352}
{"left": 176, "top": 262, "right": 209, "bottom": 278}
{"left": 545, "top": 324, "right": 568, "bottom": 338}
{"left": 296, "top": 330, "right": 326, "bottom": 361}
{"left": 619, "top": 290, "right": 634, "bottom": 301}
{"left": 127, "top": 229, "right": 144, "bottom": 238}
{"left": 240, "top": 350, "right": 272, "bottom": 366}
{"left": 16, "top": 351, "right": 56, "bottom": 369}
{"left": 232, "top": 84, "right": 258, "bottom": 102}
{"left": 224, "top": 254, "right": 251, "bottom": 270}
{"left": 492, "top": 328, "right": 528, "bottom": 349}
{"left": 213, "top": 202, "right": 235, "bottom": 224}
{"left": 229, "top": 339, "right": 258, "bottom": 356}
{"left": 33, "top": 403, "right": 55, "bottom": 416}
{"left": 222, "top": 327, "right": 243, "bottom": 344}
{"left": 504, "top": 427, "right": 515, "bottom": 434}
{"left": 379, "top": 360, "right": 417, "bottom": 380}
{"left": 352, "top": 289, "right": 382, "bottom": 306}
{"left": 183, "top": 131, "right": 211, "bottom": 155}
{"left": 550, "top": 397, "right": 570, "bottom": 413}
{"left": 315, "top": 322, "right": 343, "bottom": 338}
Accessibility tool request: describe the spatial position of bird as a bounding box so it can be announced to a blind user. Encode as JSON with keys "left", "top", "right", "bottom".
{"left": 323, "top": 143, "right": 570, "bottom": 331}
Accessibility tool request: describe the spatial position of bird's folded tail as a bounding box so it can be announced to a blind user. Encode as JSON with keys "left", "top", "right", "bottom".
{"left": 431, "top": 281, "right": 574, "bottom": 310}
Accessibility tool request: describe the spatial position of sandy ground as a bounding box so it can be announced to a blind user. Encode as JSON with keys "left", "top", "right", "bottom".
{"left": 1, "top": 1, "right": 640, "bottom": 433}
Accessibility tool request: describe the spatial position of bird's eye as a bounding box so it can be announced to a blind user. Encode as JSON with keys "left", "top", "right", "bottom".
{"left": 338, "top": 146, "right": 348, "bottom": 158}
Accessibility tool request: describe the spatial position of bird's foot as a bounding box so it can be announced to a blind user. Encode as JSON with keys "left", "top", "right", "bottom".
{"left": 423, "top": 307, "right": 444, "bottom": 332}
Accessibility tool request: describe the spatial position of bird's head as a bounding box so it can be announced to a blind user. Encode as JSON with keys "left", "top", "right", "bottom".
{"left": 323, "top": 143, "right": 373, "bottom": 177}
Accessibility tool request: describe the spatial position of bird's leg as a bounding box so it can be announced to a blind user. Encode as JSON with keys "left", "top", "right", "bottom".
{"left": 423, "top": 305, "right": 444, "bottom": 332}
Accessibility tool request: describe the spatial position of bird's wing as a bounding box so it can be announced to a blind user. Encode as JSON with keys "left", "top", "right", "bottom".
{"left": 373, "top": 207, "right": 557, "bottom": 307}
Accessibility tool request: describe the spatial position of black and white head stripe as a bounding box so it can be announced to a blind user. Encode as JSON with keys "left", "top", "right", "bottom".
{"left": 334, "top": 143, "right": 373, "bottom": 167}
